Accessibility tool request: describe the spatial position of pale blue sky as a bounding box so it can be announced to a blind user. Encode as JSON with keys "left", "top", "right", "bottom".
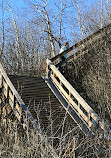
{"left": 0, "top": 0, "right": 100, "bottom": 18}
{"left": 0, "top": 0, "right": 111, "bottom": 44}
{"left": 0, "top": 0, "right": 98, "bottom": 31}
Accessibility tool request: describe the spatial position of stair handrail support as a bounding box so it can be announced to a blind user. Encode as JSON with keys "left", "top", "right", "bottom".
{"left": 0, "top": 62, "right": 41, "bottom": 133}
{"left": 51, "top": 23, "right": 111, "bottom": 64}
{"left": 46, "top": 59, "right": 111, "bottom": 138}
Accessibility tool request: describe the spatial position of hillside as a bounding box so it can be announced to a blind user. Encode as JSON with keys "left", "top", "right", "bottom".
{"left": 64, "top": 25, "right": 111, "bottom": 122}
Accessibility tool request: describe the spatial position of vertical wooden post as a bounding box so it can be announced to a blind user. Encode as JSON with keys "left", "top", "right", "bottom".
{"left": 46, "top": 59, "right": 49, "bottom": 78}
{"left": 0, "top": 72, "right": 2, "bottom": 88}
{"left": 3, "top": 81, "right": 9, "bottom": 98}
{"left": 15, "top": 103, "right": 22, "bottom": 121}
{"left": 9, "top": 90, "right": 15, "bottom": 109}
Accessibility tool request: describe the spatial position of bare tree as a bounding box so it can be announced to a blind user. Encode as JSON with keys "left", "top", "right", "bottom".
{"left": 24, "top": 0, "right": 71, "bottom": 57}
{"left": 0, "top": 0, "right": 5, "bottom": 56}
{"left": 73, "top": 0, "right": 86, "bottom": 39}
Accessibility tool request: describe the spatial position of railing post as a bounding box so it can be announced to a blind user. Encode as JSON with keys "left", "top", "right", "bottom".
{"left": 46, "top": 59, "right": 51, "bottom": 78}
{"left": 46, "top": 59, "right": 109, "bottom": 131}
{"left": 0, "top": 72, "right": 2, "bottom": 88}
{"left": 46, "top": 59, "right": 49, "bottom": 78}
{"left": 3, "top": 80, "right": 9, "bottom": 98}
{"left": 9, "top": 90, "right": 15, "bottom": 109}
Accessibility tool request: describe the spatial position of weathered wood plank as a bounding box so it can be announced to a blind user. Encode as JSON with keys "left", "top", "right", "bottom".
{"left": 9, "top": 90, "right": 14, "bottom": 102}
{"left": 3, "top": 80, "right": 9, "bottom": 98}
{"left": 51, "top": 23, "right": 111, "bottom": 62}
{"left": 9, "top": 90, "right": 14, "bottom": 109}
{"left": 16, "top": 103, "right": 22, "bottom": 115}
{"left": 0, "top": 63, "right": 40, "bottom": 133}
{"left": 0, "top": 73, "right": 2, "bottom": 88}
{"left": 67, "top": 37, "right": 105, "bottom": 64}
{"left": 47, "top": 59, "right": 100, "bottom": 125}
{"left": 14, "top": 110, "right": 21, "bottom": 122}
{"left": 51, "top": 74, "right": 93, "bottom": 127}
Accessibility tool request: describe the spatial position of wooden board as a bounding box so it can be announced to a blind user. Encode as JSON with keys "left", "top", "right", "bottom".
{"left": 9, "top": 90, "right": 14, "bottom": 109}
{"left": 0, "top": 73, "right": 2, "bottom": 88}
{"left": 47, "top": 59, "right": 101, "bottom": 127}
{"left": 3, "top": 80, "right": 8, "bottom": 98}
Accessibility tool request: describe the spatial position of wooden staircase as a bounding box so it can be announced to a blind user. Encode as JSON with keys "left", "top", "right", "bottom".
{"left": 8, "top": 75, "right": 76, "bottom": 136}
{"left": 0, "top": 23, "right": 111, "bottom": 157}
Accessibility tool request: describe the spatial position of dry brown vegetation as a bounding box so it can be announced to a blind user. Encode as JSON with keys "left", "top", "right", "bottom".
{"left": 65, "top": 28, "right": 111, "bottom": 123}
{"left": 0, "top": 0, "right": 111, "bottom": 157}
{"left": 0, "top": 97, "right": 110, "bottom": 158}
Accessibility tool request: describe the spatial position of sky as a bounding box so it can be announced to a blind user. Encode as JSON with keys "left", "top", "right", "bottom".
{"left": 0, "top": 0, "right": 110, "bottom": 45}
{"left": 0, "top": 0, "right": 98, "bottom": 21}
{"left": 0, "top": 1, "right": 95, "bottom": 29}
{"left": 0, "top": 0, "right": 110, "bottom": 22}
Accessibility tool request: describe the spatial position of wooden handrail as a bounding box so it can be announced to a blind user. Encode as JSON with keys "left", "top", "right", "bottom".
{"left": 46, "top": 59, "right": 111, "bottom": 137}
{"left": 0, "top": 63, "right": 41, "bottom": 133}
{"left": 46, "top": 59, "right": 101, "bottom": 128}
{"left": 51, "top": 23, "right": 111, "bottom": 62}
{"left": 0, "top": 63, "right": 60, "bottom": 158}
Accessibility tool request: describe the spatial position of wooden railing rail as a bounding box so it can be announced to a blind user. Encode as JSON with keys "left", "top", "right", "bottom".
{"left": 0, "top": 63, "right": 40, "bottom": 133}
{"left": 46, "top": 59, "right": 101, "bottom": 129}
{"left": 0, "top": 63, "right": 60, "bottom": 158}
{"left": 67, "top": 35, "right": 106, "bottom": 64}
{"left": 51, "top": 23, "right": 111, "bottom": 63}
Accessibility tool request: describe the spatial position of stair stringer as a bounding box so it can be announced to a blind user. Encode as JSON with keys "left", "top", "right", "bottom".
{"left": 46, "top": 59, "right": 111, "bottom": 140}
{"left": 0, "top": 64, "right": 60, "bottom": 158}
{"left": 44, "top": 77, "right": 94, "bottom": 138}
{"left": 0, "top": 63, "right": 41, "bottom": 133}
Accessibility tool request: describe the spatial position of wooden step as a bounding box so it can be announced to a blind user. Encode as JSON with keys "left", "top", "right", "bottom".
{"left": 8, "top": 75, "right": 78, "bottom": 147}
